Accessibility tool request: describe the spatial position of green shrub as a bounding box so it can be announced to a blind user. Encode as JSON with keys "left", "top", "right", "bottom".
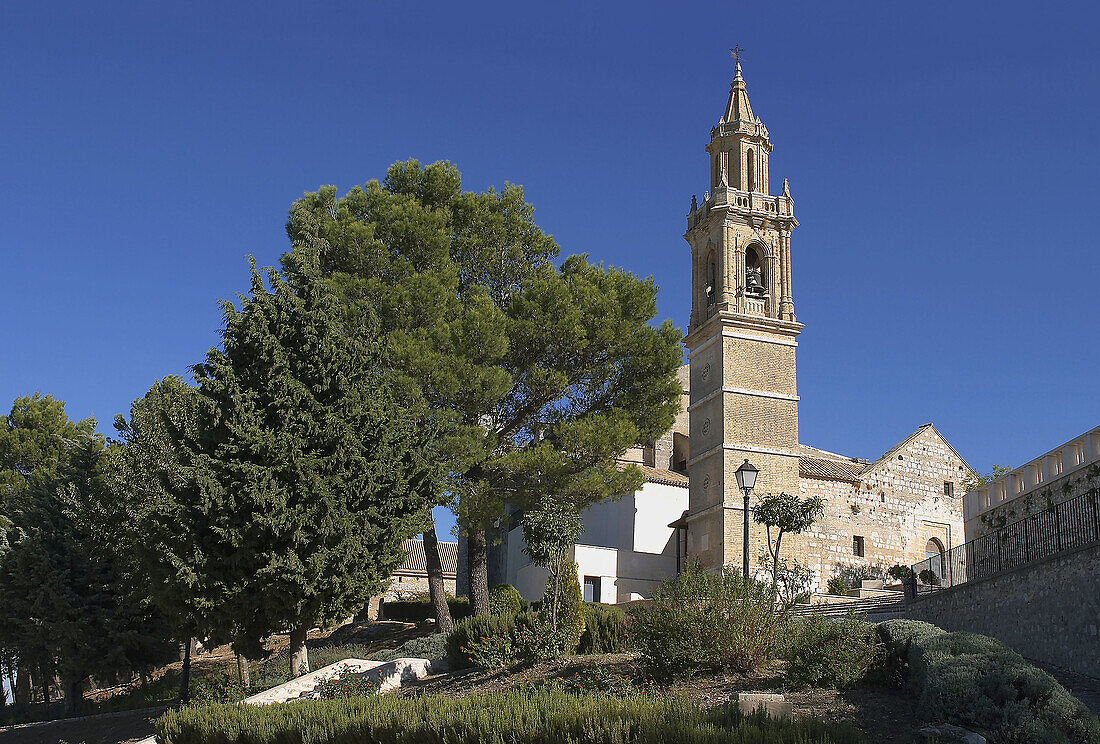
{"left": 488, "top": 583, "right": 524, "bottom": 616}
{"left": 373, "top": 633, "right": 448, "bottom": 662}
{"left": 825, "top": 576, "right": 848, "bottom": 595}
{"left": 917, "top": 569, "right": 940, "bottom": 586}
{"left": 156, "top": 686, "right": 865, "bottom": 744}
{"left": 559, "top": 665, "right": 661, "bottom": 696}
{"left": 629, "top": 563, "right": 788, "bottom": 681}
{"left": 311, "top": 674, "right": 379, "bottom": 699}
{"left": 782, "top": 614, "right": 884, "bottom": 689}
{"left": 513, "top": 612, "right": 575, "bottom": 663}
{"left": 887, "top": 623, "right": 1100, "bottom": 743}
{"left": 253, "top": 643, "right": 381, "bottom": 689}
{"left": 381, "top": 594, "right": 470, "bottom": 622}
{"left": 886, "top": 564, "right": 915, "bottom": 583}
{"left": 446, "top": 613, "right": 516, "bottom": 668}
{"left": 874, "top": 618, "right": 944, "bottom": 685}
{"left": 187, "top": 674, "right": 248, "bottom": 706}
{"left": 579, "top": 602, "right": 628, "bottom": 654}
{"left": 550, "top": 561, "right": 586, "bottom": 653}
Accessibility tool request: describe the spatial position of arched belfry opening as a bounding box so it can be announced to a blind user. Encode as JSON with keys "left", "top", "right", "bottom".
{"left": 745, "top": 148, "right": 755, "bottom": 191}
{"left": 745, "top": 245, "right": 766, "bottom": 297}
{"left": 706, "top": 251, "right": 718, "bottom": 305}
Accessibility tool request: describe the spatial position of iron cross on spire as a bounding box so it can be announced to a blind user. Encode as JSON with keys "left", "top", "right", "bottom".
{"left": 730, "top": 45, "right": 745, "bottom": 66}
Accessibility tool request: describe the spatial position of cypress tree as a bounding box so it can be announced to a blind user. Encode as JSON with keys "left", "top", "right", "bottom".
{"left": 191, "top": 258, "right": 433, "bottom": 675}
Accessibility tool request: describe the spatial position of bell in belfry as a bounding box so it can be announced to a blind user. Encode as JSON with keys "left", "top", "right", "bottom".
{"left": 746, "top": 266, "right": 765, "bottom": 295}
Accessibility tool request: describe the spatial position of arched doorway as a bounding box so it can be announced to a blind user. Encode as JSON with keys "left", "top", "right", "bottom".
{"left": 925, "top": 538, "right": 945, "bottom": 582}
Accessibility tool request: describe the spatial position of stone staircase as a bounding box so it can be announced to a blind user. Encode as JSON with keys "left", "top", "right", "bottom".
{"left": 792, "top": 580, "right": 907, "bottom": 620}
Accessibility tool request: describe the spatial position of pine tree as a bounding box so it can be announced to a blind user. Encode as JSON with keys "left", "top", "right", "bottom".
{"left": 282, "top": 160, "right": 684, "bottom": 615}
{"left": 0, "top": 407, "right": 172, "bottom": 714}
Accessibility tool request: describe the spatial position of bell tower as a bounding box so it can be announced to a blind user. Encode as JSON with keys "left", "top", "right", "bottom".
{"left": 683, "top": 57, "right": 803, "bottom": 571}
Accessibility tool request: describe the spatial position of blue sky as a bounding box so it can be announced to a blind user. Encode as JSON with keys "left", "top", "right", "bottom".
{"left": 3, "top": 2, "right": 1099, "bottom": 539}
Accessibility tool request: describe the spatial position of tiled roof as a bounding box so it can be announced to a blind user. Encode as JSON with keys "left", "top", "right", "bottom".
{"left": 395, "top": 538, "right": 458, "bottom": 577}
{"left": 634, "top": 464, "right": 690, "bottom": 488}
{"left": 799, "top": 456, "right": 864, "bottom": 483}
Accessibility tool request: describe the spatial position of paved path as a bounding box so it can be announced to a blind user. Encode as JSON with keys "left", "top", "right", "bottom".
{"left": 1032, "top": 660, "right": 1100, "bottom": 716}
{"left": 0, "top": 706, "right": 162, "bottom": 744}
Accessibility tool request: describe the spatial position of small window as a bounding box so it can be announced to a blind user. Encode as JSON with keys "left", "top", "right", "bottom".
{"left": 583, "top": 576, "right": 602, "bottom": 604}
{"left": 852, "top": 536, "right": 865, "bottom": 557}
{"left": 943, "top": 481, "right": 955, "bottom": 497}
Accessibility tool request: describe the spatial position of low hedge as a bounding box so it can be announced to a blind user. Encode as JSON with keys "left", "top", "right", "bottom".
{"left": 373, "top": 632, "right": 448, "bottom": 662}
{"left": 445, "top": 612, "right": 518, "bottom": 667}
{"left": 874, "top": 618, "right": 944, "bottom": 684}
{"left": 380, "top": 595, "right": 470, "bottom": 622}
{"left": 876, "top": 620, "right": 1100, "bottom": 743}
{"left": 156, "top": 686, "right": 865, "bottom": 744}
{"left": 579, "top": 602, "right": 629, "bottom": 654}
{"left": 782, "top": 614, "right": 884, "bottom": 689}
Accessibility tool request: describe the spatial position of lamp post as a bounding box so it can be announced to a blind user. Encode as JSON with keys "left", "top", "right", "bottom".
{"left": 734, "top": 459, "right": 759, "bottom": 578}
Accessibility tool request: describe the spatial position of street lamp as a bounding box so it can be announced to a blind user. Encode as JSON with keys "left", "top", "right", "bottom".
{"left": 734, "top": 459, "right": 759, "bottom": 578}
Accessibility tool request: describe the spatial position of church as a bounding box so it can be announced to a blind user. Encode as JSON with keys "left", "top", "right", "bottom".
{"left": 502, "top": 61, "right": 975, "bottom": 603}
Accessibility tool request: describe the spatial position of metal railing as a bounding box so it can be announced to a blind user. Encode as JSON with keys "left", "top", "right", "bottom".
{"left": 910, "top": 488, "right": 1100, "bottom": 595}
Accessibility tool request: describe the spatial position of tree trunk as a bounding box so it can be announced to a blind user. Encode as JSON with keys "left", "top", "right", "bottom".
{"left": 550, "top": 563, "right": 561, "bottom": 631}
{"left": 466, "top": 526, "right": 491, "bottom": 616}
{"left": 62, "top": 674, "right": 81, "bottom": 716}
{"left": 177, "top": 638, "right": 192, "bottom": 705}
{"left": 15, "top": 665, "right": 30, "bottom": 704}
{"left": 423, "top": 521, "right": 454, "bottom": 634}
{"left": 38, "top": 666, "right": 50, "bottom": 705}
{"left": 236, "top": 653, "right": 251, "bottom": 690}
{"left": 0, "top": 663, "right": 8, "bottom": 707}
{"left": 772, "top": 531, "right": 784, "bottom": 590}
{"left": 289, "top": 624, "right": 310, "bottom": 677}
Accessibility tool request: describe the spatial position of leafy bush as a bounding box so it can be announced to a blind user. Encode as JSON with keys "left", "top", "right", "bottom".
{"left": 874, "top": 618, "right": 944, "bottom": 684}
{"left": 187, "top": 673, "right": 249, "bottom": 706}
{"left": 917, "top": 569, "right": 940, "bottom": 586}
{"left": 883, "top": 621, "right": 1100, "bottom": 744}
{"left": 782, "top": 614, "right": 884, "bottom": 689}
{"left": 373, "top": 633, "right": 448, "bottom": 662}
{"left": 886, "top": 564, "right": 915, "bottom": 583}
{"left": 579, "top": 602, "right": 628, "bottom": 654}
{"left": 381, "top": 594, "right": 470, "bottom": 622}
{"left": 513, "top": 612, "right": 573, "bottom": 663}
{"left": 252, "top": 643, "right": 381, "bottom": 689}
{"left": 825, "top": 576, "right": 848, "bottom": 595}
{"left": 446, "top": 613, "right": 517, "bottom": 668}
{"left": 629, "top": 564, "right": 788, "bottom": 681}
{"left": 311, "top": 674, "right": 379, "bottom": 699}
{"left": 156, "top": 686, "right": 865, "bottom": 744}
{"left": 488, "top": 583, "right": 524, "bottom": 616}
{"left": 559, "top": 665, "right": 661, "bottom": 696}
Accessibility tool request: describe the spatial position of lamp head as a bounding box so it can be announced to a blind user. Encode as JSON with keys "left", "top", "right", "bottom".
{"left": 735, "top": 458, "right": 759, "bottom": 494}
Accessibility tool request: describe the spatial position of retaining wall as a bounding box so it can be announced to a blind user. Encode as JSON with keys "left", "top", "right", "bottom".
{"left": 905, "top": 542, "right": 1100, "bottom": 679}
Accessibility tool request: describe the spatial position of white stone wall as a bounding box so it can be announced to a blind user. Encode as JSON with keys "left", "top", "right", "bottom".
{"left": 964, "top": 425, "right": 1100, "bottom": 539}
{"left": 507, "top": 480, "right": 687, "bottom": 604}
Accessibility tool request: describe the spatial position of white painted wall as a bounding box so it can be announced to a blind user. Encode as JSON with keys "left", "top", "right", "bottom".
{"left": 506, "top": 480, "right": 688, "bottom": 604}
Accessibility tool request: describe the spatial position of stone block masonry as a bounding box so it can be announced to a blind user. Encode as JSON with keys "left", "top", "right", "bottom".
{"left": 906, "top": 542, "right": 1100, "bottom": 679}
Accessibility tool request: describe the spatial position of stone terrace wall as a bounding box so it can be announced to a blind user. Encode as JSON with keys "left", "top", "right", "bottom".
{"left": 905, "top": 543, "right": 1100, "bottom": 679}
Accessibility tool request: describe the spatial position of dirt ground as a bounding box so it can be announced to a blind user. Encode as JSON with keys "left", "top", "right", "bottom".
{"left": 401, "top": 654, "right": 923, "bottom": 743}
{"left": 0, "top": 621, "right": 939, "bottom": 744}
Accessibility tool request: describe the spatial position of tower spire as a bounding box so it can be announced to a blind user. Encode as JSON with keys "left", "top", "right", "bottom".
{"left": 722, "top": 47, "right": 757, "bottom": 126}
